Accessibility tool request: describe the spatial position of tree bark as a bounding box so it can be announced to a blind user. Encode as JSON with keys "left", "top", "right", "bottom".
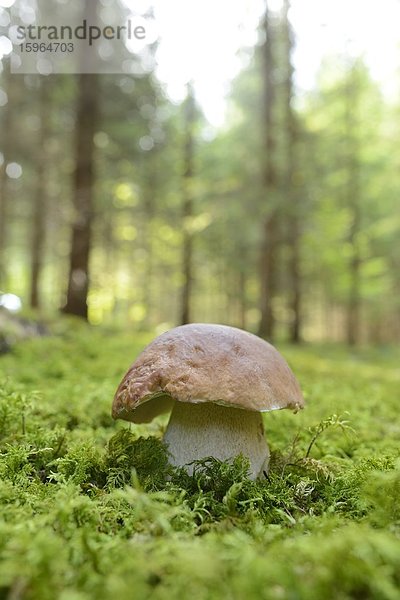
{"left": 238, "top": 267, "right": 247, "bottom": 330}
{"left": 30, "top": 78, "right": 51, "bottom": 309}
{"left": 62, "top": 73, "right": 98, "bottom": 320}
{"left": 0, "top": 69, "right": 13, "bottom": 290}
{"left": 258, "top": 4, "right": 279, "bottom": 341}
{"left": 142, "top": 151, "right": 158, "bottom": 328}
{"left": 283, "top": 0, "right": 302, "bottom": 343}
{"left": 180, "top": 83, "right": 196, "bottom": 325}
{"left": 347, "top": 204, "right": 361, "bottom": 346}
{"left": 288, "top": 215, "right": 301, "bottom": 342}
{"left": 345, "top": 64, "right": 361, "bottom": 346}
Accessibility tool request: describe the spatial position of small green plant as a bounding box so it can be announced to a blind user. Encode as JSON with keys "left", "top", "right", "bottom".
{"left": 305, "top": 412, "right": 355, "bottom": 458}
{"left": 0, "top": 380, "right": 40, "bottom": 442}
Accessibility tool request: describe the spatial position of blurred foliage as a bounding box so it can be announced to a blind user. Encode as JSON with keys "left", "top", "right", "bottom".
{"left": 1, "top": 17, "right": 399, "bottom": 340}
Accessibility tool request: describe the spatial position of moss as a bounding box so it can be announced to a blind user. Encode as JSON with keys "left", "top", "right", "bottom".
{"left": 0, "top": 327, "right": 400, "bottom": 599}
{"left": 105, "top": 431, "right": 169, "bottom": 490}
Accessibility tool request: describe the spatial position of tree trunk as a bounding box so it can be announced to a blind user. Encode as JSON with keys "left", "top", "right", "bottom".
{"left": 238, "top": 267, "right": 247, "bottom": 330}
{"left": 0, "top": 69, "right": 13, "bottom": 290}
{"left": 288, "top": 215, "right": 301, "bottom": 342}
{"left": 0, "top": 160, "right": 8, "bottom": 291}
{"left": 283, "top": 0, "right": 302, "bottom": 343}
{"left": 62, "top": 73, "right": 98, "bottom": 320}
{"left": 30, "top": 78, "right": 51, "bottom": 309}
{"left": 345, "top": 65, "right": 361, "bottom": 346}
{"left": 259, "top": 217, "right": 278, "bottom": 339}
{"left": 258, "top": 4, "right": 279, "bottom": 341}
{"left": 347, "top": 206, "right": 361, "bottom": 346}
{"left": 142, "top": 152, "right": 158, "bottom": 328}
{"left": 180, "top": 83, "right": 196, "bottom": 325}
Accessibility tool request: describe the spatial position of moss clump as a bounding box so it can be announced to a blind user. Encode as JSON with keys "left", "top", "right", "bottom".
{"left": 105, "top": 430, "right": 169, "bottom": 490}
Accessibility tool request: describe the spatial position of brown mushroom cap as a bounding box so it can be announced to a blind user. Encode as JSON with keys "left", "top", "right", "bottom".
{"left": 112, "top": 323, "right": 304, "bottom": 424}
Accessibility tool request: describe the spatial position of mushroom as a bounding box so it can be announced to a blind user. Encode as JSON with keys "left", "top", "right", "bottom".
{"left": 112, "top": 323, "right": 304, "bottom": 479}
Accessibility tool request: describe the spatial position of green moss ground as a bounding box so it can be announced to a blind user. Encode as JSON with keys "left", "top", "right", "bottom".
{"left": 0, "top": 321, "right": 400, "bottom": 599}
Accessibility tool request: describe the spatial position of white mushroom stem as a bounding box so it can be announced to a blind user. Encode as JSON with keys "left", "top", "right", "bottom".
{"left": 163, "top": 401, "right": 269, "bottom": 480}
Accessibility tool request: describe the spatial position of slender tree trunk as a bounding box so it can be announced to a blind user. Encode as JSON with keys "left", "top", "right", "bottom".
{"left": 30, "top": 78, "right": 51, "bottom": 309}
{"left": 283, "top": 0, "right": 302, "bottom": 343}
{"left": 181, "top": 206, "right": 193, "bottom": 325}
{"left": 142, "top": 153, "right": 158, "bottom": 328}
{"left": 0, "top": 163, "right": 8, "bottom": 291}
{"left": 258, "top": 4, "right": 279, "bottom": 340}
{"left": 238, "top": 267, "right": 247, "bottom": 330}
{"left": 345, "top": 65, "right": 361, "bottom": 346}
{"left": 347, "top": 205, "right": 361, "bottom": 345}
{"left": 0, "top": 69, "right": 13, "bottom": 290}
{"left": 288, "top": 215, "right": 301, "bottom": 341}
{"left": 180, "top": 84, "right": 196, "bottom": 325}
{"left": 62, "top": 73, "right": 98, "bottom": 319}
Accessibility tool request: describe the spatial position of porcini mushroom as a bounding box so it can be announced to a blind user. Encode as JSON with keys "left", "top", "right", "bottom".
{"left": 112, "top": 323, "right": 304, "bottom": 479}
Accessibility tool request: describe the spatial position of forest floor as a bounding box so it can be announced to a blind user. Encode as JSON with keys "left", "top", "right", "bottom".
{"left": 0, "top": 320, "right": 400, "bottom": 600}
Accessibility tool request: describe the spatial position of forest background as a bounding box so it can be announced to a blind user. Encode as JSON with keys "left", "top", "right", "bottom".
{"left": 1, "top": 0, "right": 400, "bottom": 345}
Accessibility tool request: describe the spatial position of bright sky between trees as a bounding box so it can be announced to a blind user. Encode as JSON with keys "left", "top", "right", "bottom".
{"left": 149, "top": 0, "right": 400, "bottom": 125}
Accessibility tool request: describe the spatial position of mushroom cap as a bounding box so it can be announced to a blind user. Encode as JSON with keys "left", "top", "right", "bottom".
{"left": 112, "top": 323, "right": 304, "bottom": 424}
